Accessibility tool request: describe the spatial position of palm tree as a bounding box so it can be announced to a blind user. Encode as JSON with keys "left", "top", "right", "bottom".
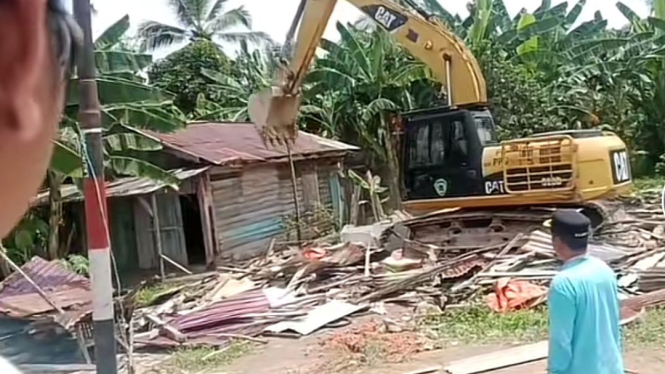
{"left": 137, "top": 0, "right": 272, "bottom": 53}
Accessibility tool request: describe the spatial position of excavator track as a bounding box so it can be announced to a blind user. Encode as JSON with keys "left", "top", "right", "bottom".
{"left": 380, "top": 202, "right": 619, "bottom": 252}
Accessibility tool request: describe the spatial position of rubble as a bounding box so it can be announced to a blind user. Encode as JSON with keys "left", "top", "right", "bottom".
{"left": 124, "top": 191, "right": 665, "bottom": 354}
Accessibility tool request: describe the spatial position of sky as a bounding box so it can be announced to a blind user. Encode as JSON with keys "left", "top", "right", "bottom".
{"left": 86, "top": 0, "right": 652, "bottom": 59}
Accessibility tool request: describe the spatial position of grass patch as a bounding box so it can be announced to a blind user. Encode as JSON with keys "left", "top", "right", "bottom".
{"left": 422, "top": 304, "right": 665, "bottom": 348}
{"left": 624, "top": 307, "right": 665, "bottom": 348}
{"left": 421, "top": 305, "right": 548, "bottom": 344}
{"left": 172, "top": 340, "right": 253, "bottom": 372}
{"left": 135, "top": 283, "right": 182, "bottom": 307}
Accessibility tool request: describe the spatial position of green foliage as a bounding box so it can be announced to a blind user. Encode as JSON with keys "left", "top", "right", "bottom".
{"left": 190, "top": 40, "right": 278, "bottom": 122}
{"left": 59, "top": 255, "right": 91, "bottom": 276}
{"left": 136, "top": 283, "right": 182, "bottom": 307}
{"left": 3, "top": 213, "right": 49, "bottom": 265}
{"left": 473, "top": 42, "right": 559, "bottom": 140}
{"left": 416, "top": 0, "right": 665, "bottom": 176}
{"left": 282, "top": 204, "right": 338, "bottom": 242}
{"left": 624, "top": 306, "right": 665, "bottom": 347}
{"left": 346, "top": 170, "right": 389, "bottom": 222}
{"left": 187, "top": 0, "right": 665, "bottom": 182}
{"left": 148, "top": 40, "right": 234, "bottom": 115}
{"left": 172, "top": 341, "right": 252, "bottom": 372}
{"left": 422, "top": 305, "right": 665, "bottom": 348}
{"left": 421, "top": 305, "right": 549, "bottom": 344}
{"left": 51, "top": 15, "right": 187, "bottom": 182}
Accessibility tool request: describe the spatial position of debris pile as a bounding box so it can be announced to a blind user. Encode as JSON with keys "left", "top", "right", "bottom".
{"left": 128, "top": 194, "right": 665, "bottom": 351}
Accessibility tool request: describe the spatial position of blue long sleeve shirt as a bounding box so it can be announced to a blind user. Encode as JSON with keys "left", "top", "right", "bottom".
{"left": 548, "top": 255, "right": 624, "bottom": 374}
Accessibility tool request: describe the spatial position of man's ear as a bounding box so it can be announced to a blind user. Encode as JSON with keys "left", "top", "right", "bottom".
{"left": 552, "top": 235, "right": 561, "bottom": 250}
{"left": 0, "top": 0, "right": 49, "bottom": 140}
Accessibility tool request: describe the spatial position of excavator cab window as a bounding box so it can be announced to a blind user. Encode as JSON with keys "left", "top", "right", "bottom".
{"left": 402, "top": 108, "right": 486, "bottom": 200}
{"left": 473, "top": 112, "right": 498, "bottom": 145}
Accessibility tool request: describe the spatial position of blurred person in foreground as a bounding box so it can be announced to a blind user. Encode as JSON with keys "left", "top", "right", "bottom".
{"left": 548, "top": 210, "right": 623, "bottom": 374}
{"left": 0, "top": 0, "right": 81, "bottom": 372}
{"left": 0, "top": 0, "right": 80, "bottom": 238}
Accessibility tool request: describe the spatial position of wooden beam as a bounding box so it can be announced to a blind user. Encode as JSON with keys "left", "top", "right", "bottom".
{"left": 197, "top": 173, "right": 216, "bottom": 266}
{"left": 151, "top": 194, "right": 165, "bottom": 281}
{"left": 17, "top": 364, "right": 96, "bottom": 372}
{"left": 145, "top": 314, "right": 186, "bottom": 343}
{"left": 160, "top": 254, "right": 193, "bottom": 275}
{"left": 443, "top": 341, "right": 548, "bottom": 374}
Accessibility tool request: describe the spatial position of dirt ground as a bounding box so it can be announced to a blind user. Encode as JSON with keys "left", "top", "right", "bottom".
{"left": 217, "top": 327, "right": 665, "bottom": 374}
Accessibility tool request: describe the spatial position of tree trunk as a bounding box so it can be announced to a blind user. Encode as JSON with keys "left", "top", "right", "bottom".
{"left": 47, "top": 172, "right": 63, "bottom": 260}
{"left": 382, "top": 117, "right": 403, "bottom": 211}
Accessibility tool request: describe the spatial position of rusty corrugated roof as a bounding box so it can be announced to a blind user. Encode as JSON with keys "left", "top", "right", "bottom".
{"left": 136, "top": 289, "right": 271, "bottom": 348}
{"left": 0, "top": 257, "right": 89, "bottom": 297}
{"left": 0, "top": 257, "right": 91, "bottom": 318}
{"left": 142, "top": 122, "right": 358, "bottom": 166}
{"left": 31, "top": 167, "right": 209, "bottom": 206}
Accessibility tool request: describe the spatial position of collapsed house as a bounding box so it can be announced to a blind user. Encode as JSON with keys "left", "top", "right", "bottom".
{"left": 33, "top": 123, "right": 357, "bottom": 275}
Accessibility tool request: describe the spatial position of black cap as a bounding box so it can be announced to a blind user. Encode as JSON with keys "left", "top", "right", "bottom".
{"left": 551, "top": 210, "right": 590, "bottom": 249}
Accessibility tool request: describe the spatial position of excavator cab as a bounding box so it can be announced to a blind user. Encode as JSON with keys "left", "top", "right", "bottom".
{"left": 400, "top": 105, "right": 633, "bottom": 216}
{"left": 402, "top": 107, "right": 496, "bottom": 200}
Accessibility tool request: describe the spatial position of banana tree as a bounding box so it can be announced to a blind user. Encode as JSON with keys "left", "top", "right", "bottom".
{"left": 44, "top": 15, "right": 185, "bottom": 260}
{"left": 299, "top": 24, "right": 440, "bottom": 208}
{"left": 194, "top": 40, "right": 278, "bottom": 121}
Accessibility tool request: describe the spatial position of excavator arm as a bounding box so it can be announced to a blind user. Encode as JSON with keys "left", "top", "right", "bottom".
{"left": 249, "top": 0, "right": 487, "bottom": 145}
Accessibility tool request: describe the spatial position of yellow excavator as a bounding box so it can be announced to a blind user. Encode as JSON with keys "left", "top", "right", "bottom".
{"left": 249, "top": 0, "right": 633, "bottom": 248}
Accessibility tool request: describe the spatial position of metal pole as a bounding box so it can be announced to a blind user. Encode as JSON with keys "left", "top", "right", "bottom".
{"left": 445, "top": 56, "right": 453, "bottom": 107}
{"left": 73, "top": 1, "right": 117, "bottom": 373}
{"left": 286, "top": 143, "right": 302, "bottom": 242}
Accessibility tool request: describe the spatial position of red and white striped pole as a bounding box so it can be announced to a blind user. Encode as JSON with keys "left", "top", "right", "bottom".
{"left": 73, "top": 0, "right": 117, "bottom": 373}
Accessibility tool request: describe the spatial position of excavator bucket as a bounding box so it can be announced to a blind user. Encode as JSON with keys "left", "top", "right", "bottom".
{"left": 249, "top": 87, "right": 302, "bottom": 147}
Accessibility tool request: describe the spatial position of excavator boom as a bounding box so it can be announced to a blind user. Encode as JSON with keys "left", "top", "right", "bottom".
{"left": 249, "top": 0, "right": 487, "bottom": 145}
{"left": 250, "top": 0, "right": 633, "bottom": 250}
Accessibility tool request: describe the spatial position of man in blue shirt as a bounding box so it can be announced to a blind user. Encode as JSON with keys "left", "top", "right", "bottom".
{"left": 548, "top": 210, "right": 624, "bottom": 374}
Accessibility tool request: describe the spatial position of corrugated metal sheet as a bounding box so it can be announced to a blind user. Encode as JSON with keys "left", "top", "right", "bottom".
{"left": 0, "top": 257, "right": 89, "bottom": 297}
{"left": 31, "top": 167, "right": 209, "bottom": 206}
{"left": 143, "top": 123, "right": 357, "bottom": 166}
{"left": 172, "top": 289, "right": 269, "bottom": 332}
{"left": 0, "top": 257, "right": 91, "bottom": 318}
{"left": 213, "top": 167, "right": 284, "bottom": 258}
{"left": 213, "top": 162, "right": 342, "bottom": 259}
{"left": 136, "top": 289, "right": 270, "bottom": 348}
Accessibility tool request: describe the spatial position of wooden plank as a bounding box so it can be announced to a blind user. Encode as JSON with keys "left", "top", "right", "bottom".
{"left": 405, "top": 367, "right": 441, "bottom": 374}
{"left": 197, "top": 172, "right": 216, "bottom": 263}
{"left": 151, "top": 194, "right": 165, "bottom": 280}
{"left": 161, "top": 254, "right": 193, "bottom": 275}
{"left": 443, "top": 341, "right": 548, "bottom": 374}
{"left": 146, "top": 314, "right": 187, "bottom": 343}
{"left": 135, "top": 197, "right": 157, "bottom": 270}
{"left": 156, "top": 193, "right": 189, "bottom": 266}
{"left": 301, "top": 164, "right": 321, "bottom": 211}
{"left": 17, "top": 364, "right": 96, "bottom": 372}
